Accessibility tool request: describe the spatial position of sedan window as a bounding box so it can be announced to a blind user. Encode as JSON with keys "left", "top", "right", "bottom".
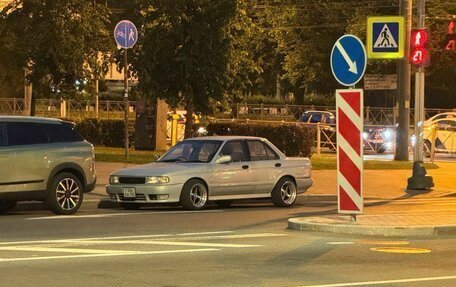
{"left": 247, "top": 140, "right": 278, "bottom": 161}
{"left": 220, "top": 141, "right": 247, "bottom": 162}
{"left": 159, "top": 140, "right": 222, "bottom": 163}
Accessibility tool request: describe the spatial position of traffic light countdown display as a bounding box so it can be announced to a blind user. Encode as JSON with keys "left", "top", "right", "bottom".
{"left": 410, "top": 29, "right": 430, "bottom": 66}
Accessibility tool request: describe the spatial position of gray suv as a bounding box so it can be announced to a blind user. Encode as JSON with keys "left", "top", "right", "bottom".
{"left": 0, "top": 116, "right": 96, "bottom": 214}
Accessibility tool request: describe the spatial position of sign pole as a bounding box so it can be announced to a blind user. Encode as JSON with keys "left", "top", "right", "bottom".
{"left": 395, "top": 0, "right": 412, "bottom": 161}
{"left": 407, "top": 0, "right": 434, "bottom": 191}
{"left": 114, "top": 20, "right": 137, "bottom": 160}
{"left": 123, "top": 48, "right": 129, "bottom": 160}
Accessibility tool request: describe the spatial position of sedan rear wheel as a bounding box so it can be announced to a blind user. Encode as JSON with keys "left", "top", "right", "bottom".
{"left": 180, "top": 179, "right": 208, "bottom": 210}
{"left": 47, "top": 173, "right": 83, "bottom": 215}
{"left": 272, "top": 177, "right": 297, "bottom": 207}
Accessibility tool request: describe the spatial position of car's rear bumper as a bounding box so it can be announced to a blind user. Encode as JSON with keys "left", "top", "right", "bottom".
{"left": 106, "top": 183, "right": 184, "bottom": 203}
{"left": 297, "top": 177, "right": 313, "bottom": 193}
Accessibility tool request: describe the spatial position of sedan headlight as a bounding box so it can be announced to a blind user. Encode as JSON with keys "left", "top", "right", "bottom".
{"left": 110, "top": 175, "right": 119, "bottom": 184}
{"left": 145, "top": 176, "right": 170, "bottom": 184}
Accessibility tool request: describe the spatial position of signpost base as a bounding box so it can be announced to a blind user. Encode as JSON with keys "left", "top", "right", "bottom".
{"left": 407, "top": 161, "right": 434, "bottom": 191}
{"left": 350, "top": 214, "right": 357, "bottom": 222}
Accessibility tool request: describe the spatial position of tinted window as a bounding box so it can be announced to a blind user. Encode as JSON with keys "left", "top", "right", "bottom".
{"left": 7, "top": 122, "right": 48, "bottom": 146}
{"left": 309, "top": 114, "right": 322, "bottom": 123}
{"left": 220, "top": 140, "right": 247, "bottom": 162}
{"left": 44, "top": 123, "right": 84, "bottom": 143}
{"left": 0, "top": 123, "right": 6, "bottom": 147}
{"left": 247, "top": 140, "right": 278, "bottom": 161}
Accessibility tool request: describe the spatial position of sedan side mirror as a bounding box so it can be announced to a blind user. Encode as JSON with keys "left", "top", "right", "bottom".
{"left": 216, "top": 155, "right": 232, "bottom": 164}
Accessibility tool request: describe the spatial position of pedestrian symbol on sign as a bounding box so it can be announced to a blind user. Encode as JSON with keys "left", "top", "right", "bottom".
{"left": 373, "top": 23, "right": 398, "bottom": 51}
{"left": 367, "top": 16, "right": 404, "bottom": 59}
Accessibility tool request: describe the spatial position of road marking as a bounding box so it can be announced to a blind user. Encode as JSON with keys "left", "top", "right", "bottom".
{"left": 70, "top": 239, "right": 262, "bottom": 248}
{"left": 26, "top": 210, "right": 225, "bottom": 220}
{"left": 326, "top": 242, "right": 354, "bottom": 245}
{"left": 0, "top": 246, "right": 139, "bottom": 254}
{"left": 370, "top": 247, "right": 431, "bottom": 254}
{"left": 0, "top": 248, "right": 219, "bottom": 263}
{"left": 296, "top": 275, "right": 456, "bottom": 287}
{"left": 0, "top": 231, "right": 235, "bottom": 246}
{"left": 357, "top": 240, "right": 409, "bottom": 245}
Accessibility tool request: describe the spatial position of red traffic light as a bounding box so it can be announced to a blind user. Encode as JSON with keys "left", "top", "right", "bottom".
{"left": 410, "top": 29, "right": 430, "bottom": 66}
{"left": 411, "top": 30, "right": 428, "bottom": 47}
{"left": 410, "top": 48, "right": 427, "bottom": 65}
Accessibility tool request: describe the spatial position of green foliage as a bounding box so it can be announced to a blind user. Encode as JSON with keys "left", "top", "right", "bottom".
{"left": 205, "top": 122, "right": 315, "bottom": 157}
{"left": 75, "top": 119, "right": 135, "bottom": 148}
{"left": 136, "top": 0, "right": 236, "bottom": 112}
{"left": 0, "top": 0, "right": 114, "bottom": 98}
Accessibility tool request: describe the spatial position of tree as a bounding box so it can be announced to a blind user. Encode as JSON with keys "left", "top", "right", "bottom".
{"left": 0, "top": 0, "right": 113, "bottom": 111}
{"left": 136, "top": 0, "right": 236, "bottom": 136}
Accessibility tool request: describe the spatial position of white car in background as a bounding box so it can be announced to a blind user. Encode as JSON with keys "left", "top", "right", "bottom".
{"left": 423, "top": 118, "right": 456, "bottom": 157}
{"left": 424, "top": 112, "right": 456, "bottom": 127}
{"left": 106, "top": 136, "right": 313, "bottom": 210}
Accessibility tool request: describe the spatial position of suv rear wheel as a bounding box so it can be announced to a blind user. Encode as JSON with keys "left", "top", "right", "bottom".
{"left": 47, "top": 172, "right": 84, "bottom": 215}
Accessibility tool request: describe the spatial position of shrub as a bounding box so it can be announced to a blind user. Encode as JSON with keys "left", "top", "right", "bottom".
{"left": 205, "top": 122, "right": 315, "bottom": 157}
{"left": 75, "top": 119, "right": 135, "bottom": 148}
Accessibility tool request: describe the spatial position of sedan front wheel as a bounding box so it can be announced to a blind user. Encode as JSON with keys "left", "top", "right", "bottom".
{"left": 180, "top": 179, "right": 208, "bottom": 210}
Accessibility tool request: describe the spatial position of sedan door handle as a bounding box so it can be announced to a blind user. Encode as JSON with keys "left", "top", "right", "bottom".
{"left": 242, "top": 165, "right": 249, "bottom": 169}
{"left": 275, "top": 163, "right": 282, "bottom": 167}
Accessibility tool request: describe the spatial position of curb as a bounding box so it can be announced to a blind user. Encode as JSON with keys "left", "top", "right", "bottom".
{"left": 288, "top": 216, "right": 456, "bottom": 237}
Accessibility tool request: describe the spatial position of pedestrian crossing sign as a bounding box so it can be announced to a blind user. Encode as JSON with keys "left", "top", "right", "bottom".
{"left": 367, "top": 16, "right": 404, "bottom": 59}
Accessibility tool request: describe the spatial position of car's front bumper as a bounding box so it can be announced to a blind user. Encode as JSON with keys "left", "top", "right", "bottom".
{"left": 106, "top": 183, "right": 184, "bottom": 203}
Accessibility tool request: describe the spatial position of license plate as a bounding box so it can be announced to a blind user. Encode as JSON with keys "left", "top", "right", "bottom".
{"left": 123, "top": 187, "right": 136, "bottom": 198}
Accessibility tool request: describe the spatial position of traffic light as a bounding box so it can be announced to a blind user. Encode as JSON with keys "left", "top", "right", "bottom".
{"left": 410, "top": 29, "right": 430, "bottom": 66}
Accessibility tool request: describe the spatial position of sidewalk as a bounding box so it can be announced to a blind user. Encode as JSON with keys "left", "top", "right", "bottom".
{"left": 290, "top": 162, "right": 456, "bottom": 237}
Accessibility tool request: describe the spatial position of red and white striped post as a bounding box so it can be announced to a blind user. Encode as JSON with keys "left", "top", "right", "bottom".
{"left": 336, "top": 89, "right": 364, "bottom": 219}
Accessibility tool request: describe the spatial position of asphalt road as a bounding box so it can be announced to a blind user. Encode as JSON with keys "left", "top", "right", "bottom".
{"left": 1, "top": 197, "right": 455, "bottom": 287}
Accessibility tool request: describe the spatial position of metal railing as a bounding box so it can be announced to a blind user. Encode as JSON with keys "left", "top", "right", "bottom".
{"left": 0, "top": 98, "right": 136, "bottom": 119}
{"left": 214, "top": 103, "right": 455, "bottom": 125}
{"left": 1, "top": 98, "right": 454, "bottom": 125}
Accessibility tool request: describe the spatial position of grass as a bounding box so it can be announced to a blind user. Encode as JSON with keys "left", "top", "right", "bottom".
{"left": 311, "top": 154, "right": 439, "bottom": 170}
{"left": 95, "top": 147, "right": 163, "bottom": 164}
{"left": 95, "top": 147, "right": 439, "bottom": 170}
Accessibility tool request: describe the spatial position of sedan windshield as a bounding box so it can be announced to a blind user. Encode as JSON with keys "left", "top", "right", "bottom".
{"left": 159, "top": 140, "right": 222, "bottom": 163}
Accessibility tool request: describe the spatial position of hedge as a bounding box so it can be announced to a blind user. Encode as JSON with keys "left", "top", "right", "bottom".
{"left": 205, "top": 122, "right": 315, "bottom": 157}
{"left": 75, "top": 119, "right": 135, "bottom": 148}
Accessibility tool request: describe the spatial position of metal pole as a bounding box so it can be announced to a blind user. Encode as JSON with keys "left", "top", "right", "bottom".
{"left": 395, "top": 0, "right": 412, "bottom": 161}
{"left": 124, "top": 48, "right": 129, "bottom": 159}
{"left": 95, "top": 79, "right": 99, "bottom": 119}
{"left": 407, "top": 0, "right": 434, "bottom": 191}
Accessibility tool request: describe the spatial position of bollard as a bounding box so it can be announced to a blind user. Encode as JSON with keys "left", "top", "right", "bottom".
{"left": 316, "top": 122, "right": 321, "bottom": 156}
{"left": 430, "top": 125, "right": 436, "bottom": 163}
{"left": 171, "top": 113, "right": 180, "bottom": 147}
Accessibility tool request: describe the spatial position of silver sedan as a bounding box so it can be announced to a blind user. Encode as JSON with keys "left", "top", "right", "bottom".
{"left": 106, "top": 136, "right": 313, "bottom": 210}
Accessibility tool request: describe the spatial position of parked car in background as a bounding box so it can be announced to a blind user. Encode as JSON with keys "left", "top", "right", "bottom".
{"left": 0, "top": 116, "right": 96, "bottom": 214}
{"left": 107, "top": 136, "right": 313, "bottom": 210}
{"left": 298, "top": 111, "right": 336, "bottom": 124}
{"left": 423, "top": 118, "right": 456, "bottom": 157}
{"left": 298, "top": 111, "right": 394, "bottom": 153}
{"left": 424, "top": 112, "right": 456, "bottom": 127}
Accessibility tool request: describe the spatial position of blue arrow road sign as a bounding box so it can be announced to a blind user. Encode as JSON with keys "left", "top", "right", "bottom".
{"left": 330, "top": 35, "right": 367, "bottom": 87}
{"left": 114, "top": 20, "right": 138, "bottom": 49}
